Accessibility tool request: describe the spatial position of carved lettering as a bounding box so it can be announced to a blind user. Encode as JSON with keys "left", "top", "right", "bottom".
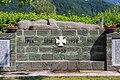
{"left": 68, "top": 39, "right": 78, "bottom": 44}
{"left": 53, "top": 48, "right": 66, "bottom": 53}
{"left": 25, "top": 37, "right": 34, "bottom": 43}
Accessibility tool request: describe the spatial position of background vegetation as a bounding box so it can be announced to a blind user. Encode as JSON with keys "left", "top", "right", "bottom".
{"left": 0, "top": 0, "right": 120, "bottom": 31}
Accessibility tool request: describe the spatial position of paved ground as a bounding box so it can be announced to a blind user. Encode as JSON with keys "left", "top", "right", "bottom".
{"left": 0, "top": 71, "right": 120, "bottom": 78}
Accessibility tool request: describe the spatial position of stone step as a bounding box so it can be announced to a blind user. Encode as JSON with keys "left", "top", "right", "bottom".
{"left": 16, "top": 61, "right": 105, "bottom": 71}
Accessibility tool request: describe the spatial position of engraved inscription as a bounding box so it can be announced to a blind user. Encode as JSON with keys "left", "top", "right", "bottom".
{"left": 68, "top": 39, "right": 78, "bottom": 44}
{"left": 0, "top": 40, "right": 10, "bottom": 67}
{"left": 53, "top": 48, "right": 66, "bottom": 53}
{"left": 25, "top": 37, "right": 34, "bottom": 43}
{"left": 112, "top": 39, "right": 120, "bottom": 66}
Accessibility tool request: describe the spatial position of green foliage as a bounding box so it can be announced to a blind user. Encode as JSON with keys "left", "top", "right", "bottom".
{"left": 1, "top": 0, "right": 119, "bottom": 16}
{"left": 0, "top": 0, "right": 32, "bottom": 6}
{"left": 51, "top": 0, "right": 118, "bottom": 16}
{"left": 30, "top": 0, "right": 56, "bottom": 14}
{"left": 0, "top": 0, "right": 11, "bottom": 5}
{"left": 0, "top": 5, "right": 120, "bottom": 32}
{"left": 0, "top": 0, "right": 32, "bottom": 13}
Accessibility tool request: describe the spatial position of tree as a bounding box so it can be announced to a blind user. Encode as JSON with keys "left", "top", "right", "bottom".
{"left": 30, "top": 0, "right": 56, "bottom": 14}
{"left": 0, "top": 0, "right": 32, "bottom": 6}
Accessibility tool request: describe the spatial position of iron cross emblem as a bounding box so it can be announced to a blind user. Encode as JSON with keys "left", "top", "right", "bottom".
{"left": 56, "top": 36, "right": 66, "bottom": 47}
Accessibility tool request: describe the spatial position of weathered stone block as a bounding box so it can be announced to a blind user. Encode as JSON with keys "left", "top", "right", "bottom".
{"left": 16, "top": 30, "right": 22, "bottom": 36}
{"left": 53, "top": 54, "right": 64, "bottom": 60}
{"left": 77, "top": 61, "right": 92, "bottom": 70}
{"left": 16, "top": 37, "right": 27, "bottom": 46}
{"left": 0, "top": 33, "right": 15, "bottom": 39}
{"left": 68, "top": 62, "right": 77, "bottom": 70}
{"left": 37, "top": 30, "right": 50, "bottom": 36}
{"left": 78, "top": 52, "right": 91, "bottom": 60}
{"left": 31, "top": 62, "right": 43, "bottom": 70}
{"left": 82, "top": 47, "right": 91, "bottom": 53}
{"left": 78, "top": 30, "right": 88, "bottom": 36}
{"left": 107, "top": 60, "right": 112, "bottom": 65}
{"left": 17, "top": 54, "right": 28, "bottom": 61}
{"left": 24, "top": 30, "right": 36, "bottom": 36}
{"left": 42, "top": 62, "right": 53, "bottom": 70}
{"left": 64, "top": 54, "right": 79, "bottom": 60}
{"left": 92, "top": 61, "right": 105, "bottom": 70}
{"left": 107, "top": 43, "right": 112, "bottom": 50}
{"left": 42, "top": 54, "right": 53, "bottom": 60}
{"left": 10, "top": 43, "right": 15, "bottom": 53}
{"left": 17, "top": 46, "right": 25, "bottom": 53}
{"left": 3, "top": 67, "right": 16, "bottom": 71}
{"left": 89, "top": 30, "right": 99, "bottom": 36}
{"left": 16, "top": 62, "right": 31, "bottom": 70}
{"left": 80, "top": 36, "right": 87, "bottom": 43}
{"left": 107, "top": 53, "right": 112, "bottom": 60}
{"left": 29, "top": 54, "right": 42, "bottom": 61}
{"left": 112, "top": 33, "right": 120, "bottom": 39}
{"left": 107, "top": 65, "right": 118, "bottom": 71}
{"left": 26, "top": 47, "right": 38, "bottom": 53}
{"left": 62, "top": 30, "right": 76, "bottom": 36}
{"left": 39, "top": 47, "right": 52, "bottom": 52}
{"left": 52, "top": 62, "right": 67, "bottom": 70}
{"left": 10, "top": 39, "right": 15, "bottom": 44}
{"left": 51, "top": 30, "right": 62, "bottom": 36}
{"left": 66, "top": 47, "right": 81, "bottom": 52}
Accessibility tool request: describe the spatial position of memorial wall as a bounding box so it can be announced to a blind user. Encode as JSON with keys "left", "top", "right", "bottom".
{"left": 0, "top": 29, "right": 107, "bottom": 71}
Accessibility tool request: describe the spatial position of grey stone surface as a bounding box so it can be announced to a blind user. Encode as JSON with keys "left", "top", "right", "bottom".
{"left": 17, "top": 54, "right": 28, "bottom": 61}
{"left": 77, "top": 61, "right": 92, "bottom": 70}
{"left": 29, "top": 54, "right": 42, "bottom": 61}
{"left": 18, "top": 20, "right": 31, "bottom": 30}
{"left": 16, "top": 62, "right": 31, "bottom": 70}
{"left": 37, "top": 30, "right": 50, "bottom": 36}
{"left": 89, "top": 30, "right": 99, "bottom": 35}
{"left": 42, "top": 62, "right": 53, "bottom": 70}
{"left": 32, "top": 20, "right": 48, "bottom": 25}
{"left": 92, "top": 61, "right": 105, "bottom": 70}
{"left": 68, "top": 62, "right": 77, "bottom": 70}
{"left": 0, "top": 29, "right": 108, "bottom": 71}
{"left": 16, "top": 30, "right": 22, "bottom": 36}
{"left": 51, "top": 30, "right": 62, "bottom": 36}
{"left": 42, "top": 54, "right": 53, "bottom": 60}
{"left": 78, "top": 52, "right": 91, "bottom": 60}
{"left": 112, "top": 33, "right": 120, "bottom": 39}
{"left": 48, "top": 19, "right": 60, "bottom": 30}
{"left": 17, "top": 46, "right": 25, "bottom": 53}
{"left": 10, "top": 43, "right": 15, "bottom": 53}
{"left": 39, "top": 47, "right": 52, "bottom": 52}
{"left": 78, "top": 30, "right": 88, "bottom": 36}
{"left": 26, "top": 47, "right": 38, "bottom": 53}
{"left": 0, "top": 33, "right": 15, "bottom": 39}
{"left": 62, "top": 30, "right": 77, "bottom": 36}
{"left": 31, "top": 62, "right": 43, "bottom": 70}
{"left": 64, "top": 54, "right": 79, "bottom": 60}
{"left": 52, "top": 54, "right": 64, "bottom": 60}
{"left": 24, "top": 30, "right": 36, "bottom": 36}
{"left": 52, "top": 62, "right": 67, "bottom": 70}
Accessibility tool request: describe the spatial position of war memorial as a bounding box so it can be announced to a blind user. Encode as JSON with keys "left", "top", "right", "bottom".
{"left": 0, "top": 19, "right": 119, "bottom": 73}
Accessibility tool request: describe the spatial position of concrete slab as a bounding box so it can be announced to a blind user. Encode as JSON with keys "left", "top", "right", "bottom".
{"left": 1, "top": 71, "right": 120, "bottom": 78}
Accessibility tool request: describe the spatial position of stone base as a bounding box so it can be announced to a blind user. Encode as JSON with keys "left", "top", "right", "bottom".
{"left": 16, "top": 61, "right": 105, "bottom": 71}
